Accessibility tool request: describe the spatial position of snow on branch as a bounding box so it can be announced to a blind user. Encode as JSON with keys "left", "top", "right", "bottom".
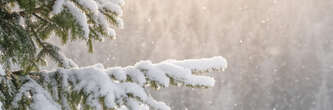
{"left": 10, "top": 56, "right": 227, "bottom": 110}
{"left": 51, "top": 0, "right": 125, "bottom": 39}
{"left": 165, "top": 56, "right": 228, "bottom": 73}
{"left": 63, "top": 1, "right": 90, "bottom": 39}
{"left": 12, "top": 78, "right": 61, "bottom": 110}
{"left": 0, "top": 64, "right": 5, "bottom": 76}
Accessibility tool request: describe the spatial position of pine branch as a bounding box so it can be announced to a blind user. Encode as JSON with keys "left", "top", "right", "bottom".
{"left": 30, "top": 26, "right": 71, "bottom": 69}
{"left": 32, "top": 13, "right": 65, "bottom": 33}
{"left": 1, "top": 56, "right": 227, "bottom": 110}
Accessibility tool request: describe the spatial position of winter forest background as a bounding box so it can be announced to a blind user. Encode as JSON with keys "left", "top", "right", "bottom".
{"left": 48, "top": 0, "right": 333, "bottom": 110}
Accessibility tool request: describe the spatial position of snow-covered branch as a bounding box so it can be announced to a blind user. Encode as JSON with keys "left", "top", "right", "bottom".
{"left": 5, "top": 56, "right": 227, "bottom": 110}
{"left": 52, "top": 0, "right": 124, "bottom": 39}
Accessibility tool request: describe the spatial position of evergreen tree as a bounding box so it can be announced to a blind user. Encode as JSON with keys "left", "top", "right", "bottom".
{"left": 0, "top": 0, "right": 228, "bottom": 110}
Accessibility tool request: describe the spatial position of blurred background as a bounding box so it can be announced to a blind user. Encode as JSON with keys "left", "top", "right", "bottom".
{"left": 55, "top": 0, "right": 333, "bottom": 109}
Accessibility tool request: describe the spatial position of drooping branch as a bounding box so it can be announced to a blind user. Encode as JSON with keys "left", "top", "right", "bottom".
{"left": 4, "top": 56, "right": 227, "bottom": 110}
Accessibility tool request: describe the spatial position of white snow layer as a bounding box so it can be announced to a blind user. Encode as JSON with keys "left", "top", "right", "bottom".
{"left": 52, "top": 0, "right": 65, "bottom": 14}
{"left": 0, "top": 64, "right": 5, "bottom": 76}
{"left": 12, "top": 79, "right": 61, "bottom": 110}
{"left": 165, "top": 56, "right": 228, "bottom": 73}
{"left": 11, "top": 56, "right": 226, "bottom": 110}
{"left": 64, "top": 1, "right": 90, "bottom": 39}
{"left": 0, "top": 101, "right": 2, "bottom": 110}
{"left": 51, "top": 0, "right": 124, "bottom": 38}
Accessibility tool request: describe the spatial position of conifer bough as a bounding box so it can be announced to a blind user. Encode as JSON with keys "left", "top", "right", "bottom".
{"left": 0, "top": 0, "right": 228, "bottom": 110}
